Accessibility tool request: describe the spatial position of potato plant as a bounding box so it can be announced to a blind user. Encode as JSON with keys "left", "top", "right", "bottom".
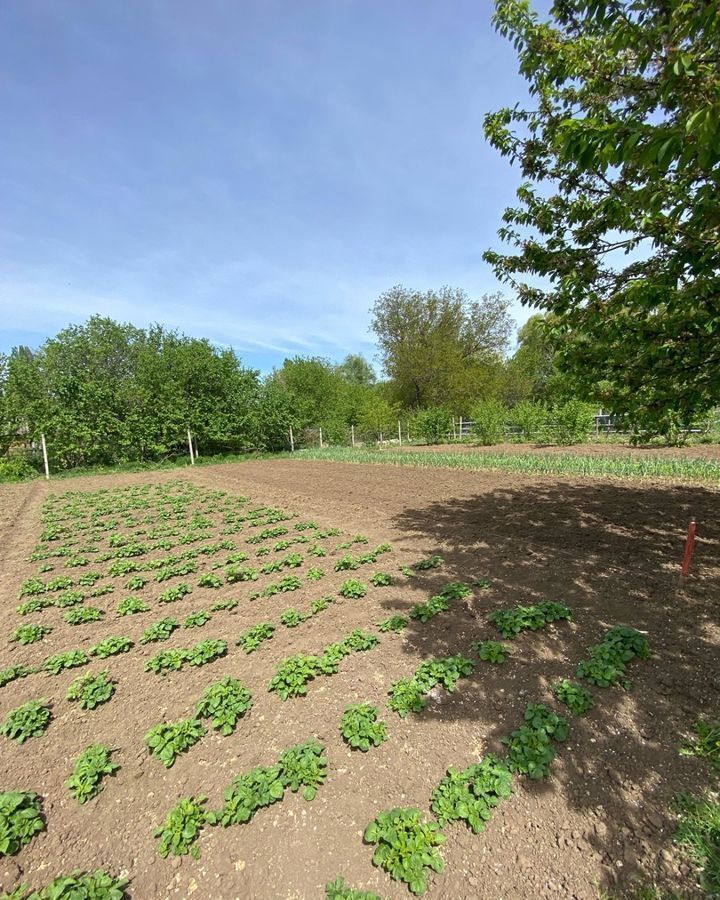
{"left": 363, "top": 808, "right": 445, "bottom": 896}
{"left": 140, "top": 618, "right": 179, "bottom": 643}
{"left": 340, "top": 704, "right": 388, "bottom": 752}
{"left": 280, "top": 608, "right": 309, "bottom": 628}
{"left": 184, "top": 610, "right": 211, "bottom": 628}
{"left": 54, "top": 590, "right": 86, "bottom": 608}
{"left": 325, "top": 878, "right": 382, "bottom": 900}
{"left": 430, "top": 754, "right": 513, "bottom": 833}
{"left": 0, "top": 665, "right": 35, "bottom": 689}
{"left": 8, "top": 869, "right": 128, "bottom": 898}
{"left": 17, "top": 598, "right": 54, "bottom": 615}
{"left": 377, "top": 616, "right": 408, "bottom": 633}
{"left": 263, "top": 575, "right": 302, "bottom": 596}
{"left": 154, "top": 796, "right": 208, "bottom": 858}
{"left": 553, "top": 679, "right": 595, "bottom": 715}
{"left": 490, "top": 601, "right": 572, "bottom": 638}
{"left": 66, "top": 744, "right": 119, "bottom": 804}
{"left": 370, "top": 572, "right": 391, "bottom": 586}
{"left": 158, "top": 582, "right": 192, "bottom": 603}
{"left": 0, "top": 791, "right": 44, "bottom": 856}
{"left": 44, "top": 650, "right": 89, "bottom": 675}
{"left": 388, "top": 655, "right": 474, "bottom": 717}
{"left": 338, "top": 579, "right": 367, "bottom": 599}
{"left": 472, "top": 640, "right": 509, "bottom": 663}
{"left": 196, "top": 677, "right": 252, "bottom": 735}
{"left": 90, "top": 636, "right": 134, "bottom": 658}
{"left": 268, "top": 631, "right": 379, "bottom": 699}
{"left": 413, "top": 555, "right": 444, "bottom": 570}
{"left": 12, "top": 624, "right": 52, "bottom": 645}
{"left": 145, "top": 718, "right": 207, "bottom": 767}
{"left": 1, "top": 700, "right": 51, "bottom": 743}
{"left": 236, "top": 622, "right": 275, "bottom": 653}
{"left": 278, "top": 740, "right": 327, "bottom": 800}
{"left": 501, "top": 702, "right": 569, "bottom": 779}
{"left": 116, "top": 596, "right": 149, "bottom": 616}
{"left": 208, "top": 765, "right": 284, "bottom": 827}
{"left": 66, "top": 671, "right": 115, "bottom": 710}
{"left": 210, "top": 598, "right": 238, "bottom": 611}
{"left": 64, "top": 606, "right": 103, "bottom": 626}
{"left": 576, "top": 625, "right": 650, "bottom": 688}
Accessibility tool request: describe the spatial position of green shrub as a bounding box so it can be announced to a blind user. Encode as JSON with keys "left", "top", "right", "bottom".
{"left": 542, "top": 400, "right": 595, "bottom": 445}
{"left": 410, "top": 407, "right": 453, "bottom": 444}
{"left": 0, "top": 457, "right": 38, "bottom": 483}
{"left": 509, "top": 400, "right": 548, "bottom": 442}
{"left": 471, "top": 400, "right": 506, "bottom": 445}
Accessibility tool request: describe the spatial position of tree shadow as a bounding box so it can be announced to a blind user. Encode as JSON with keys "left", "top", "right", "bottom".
{"left": 385, "top": 480, "right": 720, "bottom": 896}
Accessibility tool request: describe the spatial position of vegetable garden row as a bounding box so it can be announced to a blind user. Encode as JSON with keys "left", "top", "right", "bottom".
{"left": 0, "top": 480, "right": 650, "bottom": 899}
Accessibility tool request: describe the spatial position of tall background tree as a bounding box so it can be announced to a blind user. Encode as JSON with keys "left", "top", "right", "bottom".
{"left": 370, "top": 285, "right": 513, "bottom": 411}
{"left": 484, "top": 0, "right": 720, "bottom": 439}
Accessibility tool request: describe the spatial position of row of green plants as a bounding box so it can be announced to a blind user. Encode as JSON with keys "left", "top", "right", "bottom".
{"left": 299, "top": 445, "right": 720, "bottom": 483}
{"left": 268, "top": 630, "right": 380, "bottom": 699}
{"left": 154, "top": 740, "right": 327, "bottom": 859}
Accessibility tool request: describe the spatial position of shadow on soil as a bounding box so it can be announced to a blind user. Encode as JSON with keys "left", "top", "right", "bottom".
{"left": 384, "top": 480, "right": 720, "bottom": 897}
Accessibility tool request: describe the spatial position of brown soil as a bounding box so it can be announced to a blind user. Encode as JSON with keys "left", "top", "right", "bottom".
{"left": 390, "top": 441, "right": 720, "bottom": 460}
{"left": 1, "top": 459, "right": 719, "bottom": 900}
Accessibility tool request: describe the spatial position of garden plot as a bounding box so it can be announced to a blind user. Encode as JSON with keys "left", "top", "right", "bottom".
{"left": 0, "top": 462, "right": 717, "bottom": 899}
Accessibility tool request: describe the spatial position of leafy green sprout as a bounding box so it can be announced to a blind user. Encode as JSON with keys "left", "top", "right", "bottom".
{"left": 472, "top": 640, "right": 509, "bottom": 663}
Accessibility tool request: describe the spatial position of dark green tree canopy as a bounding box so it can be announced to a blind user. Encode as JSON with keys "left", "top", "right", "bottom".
{"left": 370, "top": 285, "right": 513, "bottom": 410}
{"left": 485, "top": 0, "right": 720, "bottom": 438}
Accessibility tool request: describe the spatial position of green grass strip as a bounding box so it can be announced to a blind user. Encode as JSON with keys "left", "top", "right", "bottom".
{"left": 294, "top": 447, "right": 720, "bottom": 483}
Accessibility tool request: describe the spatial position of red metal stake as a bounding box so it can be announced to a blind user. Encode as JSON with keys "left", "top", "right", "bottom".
{"left": 681, "top": 519, "right": 697, "bottom": 576}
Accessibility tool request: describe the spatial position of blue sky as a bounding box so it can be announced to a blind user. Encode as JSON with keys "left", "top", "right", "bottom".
{"left": 0, "top": 0, "right": 536, "bottom": 375}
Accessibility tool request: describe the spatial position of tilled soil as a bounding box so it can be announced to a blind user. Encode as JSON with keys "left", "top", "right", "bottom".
{"left": 1, "top": 459, "right": 719, "bottom": 900}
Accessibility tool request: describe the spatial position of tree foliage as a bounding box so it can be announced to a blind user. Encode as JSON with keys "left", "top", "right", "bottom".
{"left": 485, "top": 0, "right": 720, "bottom": 439}
{"left": 370, "top": 285, "right": 513, "bottom": 410}
{"left": 2, "top": 317, "right": 260, "bottom": 466}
